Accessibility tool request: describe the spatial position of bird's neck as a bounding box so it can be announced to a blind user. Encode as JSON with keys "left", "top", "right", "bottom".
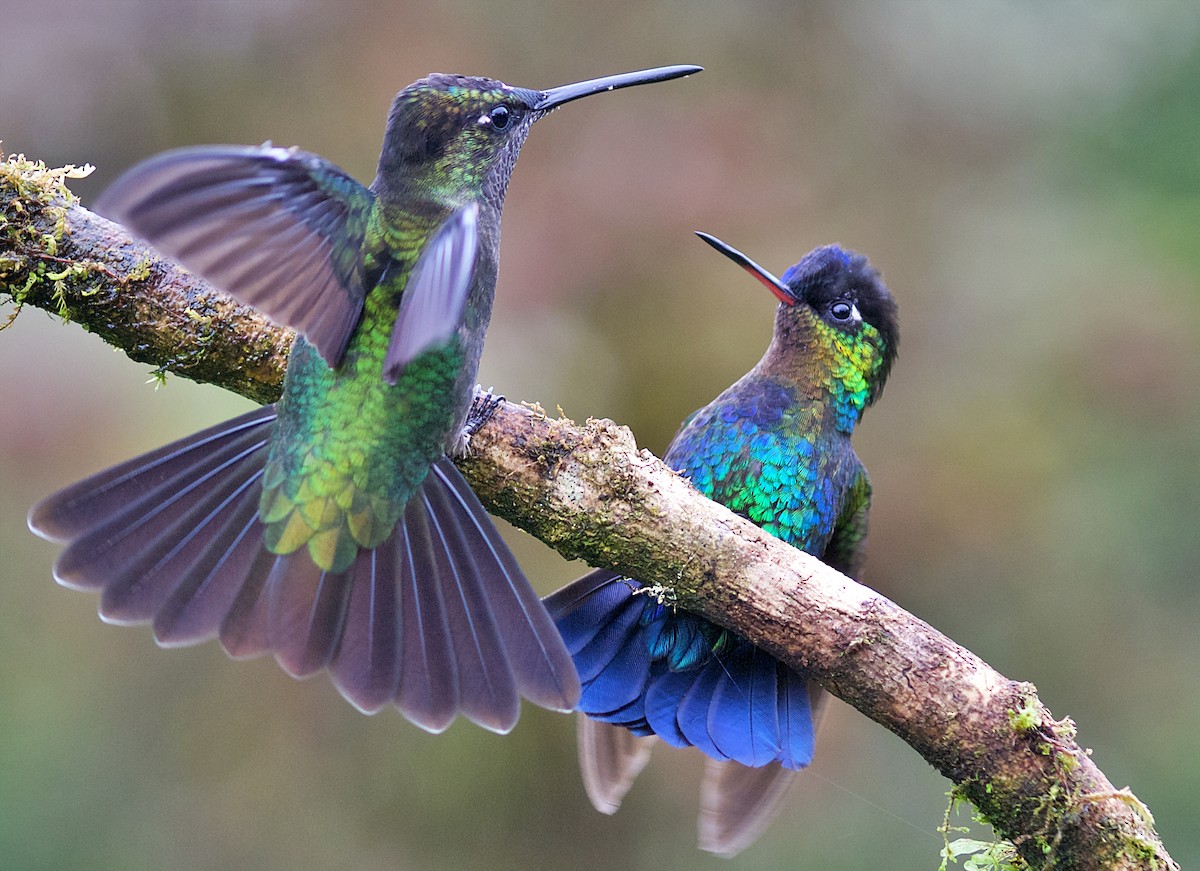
{"left": 372, "top": 146, "right": 521, "bottom": 216}
{"left": 754, "top": 320, "right": 875, "bottom": 435}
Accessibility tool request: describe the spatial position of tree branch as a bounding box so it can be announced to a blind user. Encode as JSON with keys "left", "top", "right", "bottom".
{"left": 1, "top": 155, "right": 1176, "bottom": 870}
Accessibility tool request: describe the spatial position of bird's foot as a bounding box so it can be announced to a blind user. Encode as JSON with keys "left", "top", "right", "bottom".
{"left": 451, "top": 386, "right": 505, "bottom": 458}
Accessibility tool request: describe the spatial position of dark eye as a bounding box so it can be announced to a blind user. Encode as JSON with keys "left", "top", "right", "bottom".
{"left": 830, "top": 301, "right": 855, "bottom": 322}
{"left": 489, "top": 105, "right": 511, "bottom": 130}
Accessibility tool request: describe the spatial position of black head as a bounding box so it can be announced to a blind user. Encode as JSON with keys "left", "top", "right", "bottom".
{"left": 696, "top": 232, "right": 900, "bottom": 405}
{"left": 782, "top": 245, "right": 899, "bottom": 385}
{"left": 374, "top": 66, "right": 701, "bottom": 205}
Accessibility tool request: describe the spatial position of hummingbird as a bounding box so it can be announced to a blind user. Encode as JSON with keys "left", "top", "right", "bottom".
{"left": 28, "top": 64, "right": 701, "bottom": 735}
{"left": 544, "top": 232, "right": 898, "bottom": 854}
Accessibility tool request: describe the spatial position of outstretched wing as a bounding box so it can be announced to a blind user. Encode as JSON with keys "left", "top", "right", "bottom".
{"left": 96, "top": 144, "right": 376, "bottom": 367}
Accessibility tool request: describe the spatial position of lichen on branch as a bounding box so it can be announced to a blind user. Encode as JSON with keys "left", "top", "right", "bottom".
{"left": 1, "top": 153, "right": 290, "bottom": 404}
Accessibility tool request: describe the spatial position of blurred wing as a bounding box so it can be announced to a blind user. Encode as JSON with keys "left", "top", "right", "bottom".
{"left": 383, "top": 203, "right": 479, "bottom": 383}
{"left": 576, "top": 716, "right": 655, "bottom": 815}
{"left": 95, "top": 144, "right": 375, "bottom": 367}
{"left": 698, "top": 761, "right": 797, "bottom": 857}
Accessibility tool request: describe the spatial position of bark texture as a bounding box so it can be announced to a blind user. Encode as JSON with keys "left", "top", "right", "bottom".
{"left": 0, "top": 155, "right": 1176, "bottom": 870}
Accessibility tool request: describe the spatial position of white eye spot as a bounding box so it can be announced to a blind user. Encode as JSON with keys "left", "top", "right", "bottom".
{"left": 830, "top": 301, "right": 860, "bottom": 322}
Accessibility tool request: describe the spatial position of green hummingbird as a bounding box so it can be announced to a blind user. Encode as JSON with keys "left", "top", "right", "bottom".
{"left": 28, "top": 64, "right": 701, "bottom": 734}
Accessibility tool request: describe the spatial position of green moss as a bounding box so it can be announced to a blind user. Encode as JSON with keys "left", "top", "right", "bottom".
{"left": 1055, "top": 751, "right": 1078, "bottom": 773}
{"left": 146, "top": 365, "right": 169, "bottom": 389}
{"left": 1007, "top": 696, "right": 1043, "bottom": 732}
{"left": 126, "top": 256, "right": 153, "bottom": 283}
{"left": 1, "top": 153, "right": 106, "bottom": 325}
{"left": 0, "top": 152, "right": 92, "bottom": 206}
{"left": 939, "top": 788, "right": 1025, "bottom": 870}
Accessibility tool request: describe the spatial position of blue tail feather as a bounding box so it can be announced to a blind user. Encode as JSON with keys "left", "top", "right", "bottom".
{"left": 707, "top": 646, "right": 781, "bottom": 768}
{"left": 577, "top": 632, "right": 651, "bottom": 714}
{"left": 589, "top": 690, "right": 646, "bottom": 725}
{"left": 546, "top": 571, "right": 816, "bottom": 770}
{"left": 643, "top": 666, "right": 699, "bottom": 747}
{"left": 677, "top": 658, "right": 731, "bottom": 761}
{"left": 777, "top": 665, "right": 816, "bottom": 770}
{"left": 567, "top": 596, "right": 644, "bottom": 685}
{"left": 546, "top": 570, "right": 634, "bottom": 656}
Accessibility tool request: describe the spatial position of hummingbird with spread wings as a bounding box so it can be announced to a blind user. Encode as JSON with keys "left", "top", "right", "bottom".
{"left": 29, "top": 64, "right": 700, "bottom": 734}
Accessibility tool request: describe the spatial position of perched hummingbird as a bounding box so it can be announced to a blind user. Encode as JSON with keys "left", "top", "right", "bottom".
{"left": 28, "top": 65, "right": 701, "bottom": 734}
{"left": 544, "top": 233, "right": 898, "bottom": 854}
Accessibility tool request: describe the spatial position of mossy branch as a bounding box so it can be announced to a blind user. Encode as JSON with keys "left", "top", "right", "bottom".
{"left": 1, "top": 155, "right": 1176, "bottom": 871}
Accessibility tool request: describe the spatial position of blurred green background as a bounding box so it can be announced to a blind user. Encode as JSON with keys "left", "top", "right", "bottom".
{"left": 3, "top": 1, "right": 1199, "bottom": 868}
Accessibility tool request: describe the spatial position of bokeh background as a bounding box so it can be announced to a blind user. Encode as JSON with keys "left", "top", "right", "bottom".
{"left": 3, "top": 1, "right": 1199, "bottom": 868}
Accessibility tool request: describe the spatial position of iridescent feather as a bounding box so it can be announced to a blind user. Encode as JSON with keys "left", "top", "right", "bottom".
{"left": 545, "top": 236, "right": 898, "bottom": 854}
{"left": 30, "top": 65, "right": 701, "bottom": 732}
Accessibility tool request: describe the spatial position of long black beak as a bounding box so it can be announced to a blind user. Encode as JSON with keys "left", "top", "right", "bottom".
{"left": 695, "top": 232, "right": 797, "bottom": 305}
{"left": 534, "top": 65, "right": 702, "bottom": 111}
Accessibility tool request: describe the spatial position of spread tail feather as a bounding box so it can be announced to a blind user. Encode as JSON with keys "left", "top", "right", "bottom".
{"left": 422, "top": 460, "right": 579, "bottom": 718}
{"left": 545, "top": 569, "right": 815, "bottom": 768}
{"left": 29, "top": 415, "right": 579, "bottom": 732}
{"left": 546, "top": 566, "right": 821, "bottom": 853}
